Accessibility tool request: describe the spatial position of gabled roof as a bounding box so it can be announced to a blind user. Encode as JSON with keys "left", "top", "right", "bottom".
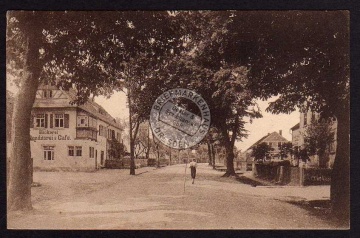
{"left": 245, "top": 131, "right": 289, "bottom": 152}
{"left": 290, "top": 123, "right": 300, "bottom": 131}
{"left": 66, "top": 90, "right": 123, "bottom": 130}
{"left": 33, "top": 87, "right": 123, "bottom": 130}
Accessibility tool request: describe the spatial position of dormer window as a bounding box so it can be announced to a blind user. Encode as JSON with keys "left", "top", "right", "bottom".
{"left": 43, "top": 90, "right": 53, "bottom": 98}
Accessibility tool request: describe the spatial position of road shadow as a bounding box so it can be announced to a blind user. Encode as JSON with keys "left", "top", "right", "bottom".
{"left": 286, "top": 199, "right": 349, "bottom": 228}
{"left": 236, "top": 175, "right": 267, "bottom": 187}
{"left": 135, "top": 171, "right": 149, "bottom": 176}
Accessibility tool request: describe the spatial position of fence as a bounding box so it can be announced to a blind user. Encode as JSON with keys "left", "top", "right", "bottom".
{"left": 302, "top": 168, "right": 332, "bottom": 186}
{"left": 254, "top": 163, "right": 332, "bottom": 186}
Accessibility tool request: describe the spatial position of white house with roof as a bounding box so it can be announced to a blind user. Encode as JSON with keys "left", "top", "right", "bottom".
{"left": 29, "top": 84, "right": 123, "bottom": 171}
{"left": 244, "top": 130, "right": 289, "bottom": 162}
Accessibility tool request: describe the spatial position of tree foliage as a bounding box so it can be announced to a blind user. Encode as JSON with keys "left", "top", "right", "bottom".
{"left": 303, "top": 118, "right": 335, "bottom": 168}
{"left": 6, "top": 11, "right": 195, "bottom": 210}
{"left": 279, "top": 142, "right": 293, "bottom": 160}
{"left": 179, "top": 10, "right": 349, "bottom": 220}
{"left": 251, "top": 142, "right": 274, "bottom": 161}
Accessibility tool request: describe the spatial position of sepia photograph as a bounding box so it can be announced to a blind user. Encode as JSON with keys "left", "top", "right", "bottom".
{"left": 6, "top": 10, "right": 350, "bottom": 230}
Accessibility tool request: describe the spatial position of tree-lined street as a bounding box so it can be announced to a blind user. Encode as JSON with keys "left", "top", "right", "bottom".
{"left": 6, "top": 11, "right": 349, "bottom": 228}
{"left": 8, "top": 164, "right": 340, "bottom": 229}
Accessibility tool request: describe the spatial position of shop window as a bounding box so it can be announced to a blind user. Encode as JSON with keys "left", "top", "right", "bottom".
{"left": 55, "top": 114, "right": 64, "bottom": 128}
{"left": 76, "top": 146, "right": 82, "bottom": 156}
{"left": 36, "top": 114, "right": 46, "bottom": 128}
{"left": 68, "top": 146, "right": 74, "bottom": 156}
{"left": 43, "top": 146, "right": 54, "bottom": 160}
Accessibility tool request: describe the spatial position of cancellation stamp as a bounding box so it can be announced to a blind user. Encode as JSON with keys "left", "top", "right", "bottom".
{"left": 150, "top": 88, "right": 211, "bottom": 149}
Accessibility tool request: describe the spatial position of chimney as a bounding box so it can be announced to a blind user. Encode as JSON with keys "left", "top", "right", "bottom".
{"left": 279, "top": 130, "right": 282, "bottom": 136}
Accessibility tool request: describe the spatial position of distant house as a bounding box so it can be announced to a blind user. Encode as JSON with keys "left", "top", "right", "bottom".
{"left": 244, "top": 130, "right": 289, "bottom": 162}
{"left": 8, "top": 84, "right": 124, "bottom": 171}
{"left": 290, "top": 111, "right": 337, "bottom": 168}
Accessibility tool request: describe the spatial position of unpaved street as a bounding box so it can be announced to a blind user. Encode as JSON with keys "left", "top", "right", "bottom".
{"left": 8, "top": 164, "right": 339, "bottom": 229}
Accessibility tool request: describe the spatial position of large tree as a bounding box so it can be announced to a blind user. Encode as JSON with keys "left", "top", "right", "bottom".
{"left": 189, "top": 10, "right": 349, "bottom": 221}
{"left": 250, "top": 12, "right": 349, "bottom": 221}
{"left": 6, "top": 11, "right": 191, "bottom": 211}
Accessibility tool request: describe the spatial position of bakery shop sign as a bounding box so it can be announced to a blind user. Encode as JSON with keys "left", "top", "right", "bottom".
{"left": 30, "top": 129, "right": 71, "bottom": 141}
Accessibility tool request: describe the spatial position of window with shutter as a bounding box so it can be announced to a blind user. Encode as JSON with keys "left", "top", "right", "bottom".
{"left": 55, "top": 114, "right": 64, "bottom": 128}
{"left": 44, "top": 114, "right": 48, "bottom": 128}
{"left": 35, "top": 114, "right": 45, "bottom": 128}
{"left": 50, "top": 114, "right": 53, "bottom": 128}
{"left": 64, "top": 114, "right": 69, "bottom": 128}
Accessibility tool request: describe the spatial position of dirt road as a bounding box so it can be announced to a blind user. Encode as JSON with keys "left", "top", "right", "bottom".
{"left": 8, "top": 163, "right": 340, "bottom": 229}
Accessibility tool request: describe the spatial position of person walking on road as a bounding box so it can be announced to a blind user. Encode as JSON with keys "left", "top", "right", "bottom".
{"left": 189, "top": 159, "right": 197, "bottom": 184}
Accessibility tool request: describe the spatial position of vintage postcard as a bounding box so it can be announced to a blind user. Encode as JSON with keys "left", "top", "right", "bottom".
{"left": 6, "top": 11, "right": 350, "bottom": 229}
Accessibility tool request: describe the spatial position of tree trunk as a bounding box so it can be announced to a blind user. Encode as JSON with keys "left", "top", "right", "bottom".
{"left": 7, "top": 13, "right": 43, "bottom": 211}
{"left": 157, "top": 150, "right": 160, "bottom": 168}
{"left": 169, "top": 149, "right": 172, "bottom": 165}
{"left": 330, "top": 112, "right": 350, "bottom": 223}
{"left": 207, "top": 141, "right": 212, "bottom": 166}
{"left": 145, "top": 123, "right": 150, "bottom": 160}
{"left": 223, "top": 144, "right": 236, "bottom": 176}
{"left": 318, "top": 153, "right": 328, "bottom": 168}
{"left": 8, "top": 43, "right": 41, "bottom": 211}
{"left": 212, "top": 144, "right": 216, "bottom": 169}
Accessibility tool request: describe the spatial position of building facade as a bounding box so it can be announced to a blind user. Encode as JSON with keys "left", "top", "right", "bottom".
{"left": 245, "top": 130, "right": 290, "bottom": 161}
{"left": 290, "top": 110, "right": 337, "bottom": 168}
{"left": 30, "top": 84, "right": 123, "bottom": 171}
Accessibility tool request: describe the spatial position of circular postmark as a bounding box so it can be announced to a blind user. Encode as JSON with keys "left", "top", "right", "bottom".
{"left": 149, "top": 88, "right": 211, "bottom": 149}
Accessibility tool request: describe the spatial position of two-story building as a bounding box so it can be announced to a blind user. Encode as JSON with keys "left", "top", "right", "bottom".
{"left": 30, "top": 84, "right": 123, "bottom": 171}
{"left": 245, "top": 130, "right": 290, "bottom": 162}
{"left": 290, "top": 110, "right": 337, "bottom": 168}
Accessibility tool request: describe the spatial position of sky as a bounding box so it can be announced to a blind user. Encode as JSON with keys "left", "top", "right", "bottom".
{"left": 95, "top": 92, "right": 300, "bottom": 152}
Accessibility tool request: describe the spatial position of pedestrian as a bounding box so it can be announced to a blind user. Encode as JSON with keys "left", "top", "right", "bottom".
{"left": 189, "top": 158, "right": 197, "bottom": 184}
